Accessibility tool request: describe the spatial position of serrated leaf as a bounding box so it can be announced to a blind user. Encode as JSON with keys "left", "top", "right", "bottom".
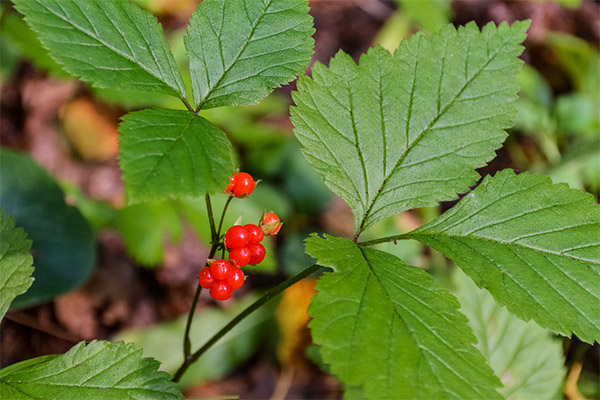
{"left": 306, "top": 234, "right": 502, "bottom": 399}
{"left": 0, "top": 340, "right": 182, "bottom": 399}
{"left": 454, "top": 269, "right": 565, "bottom": 400}
{"left": 12, "top": 0, "right": 187, "bottom": 98}
{"left": 184, "top": 0, "right": 314, "bottom": 109}
{"left": 408, "top": 169, "right": 600, "bottom": 343}
{"left": 291, "top": 21, "right": 528, "bottom": 234}
{"left": 118, "top": 108, "right": 234, "bottom": 203}
{"left": 0, "top": 149, "right": 95, "bottom": 309}
{"left": 0, "top": 210, "right": 34, "bottom": 321}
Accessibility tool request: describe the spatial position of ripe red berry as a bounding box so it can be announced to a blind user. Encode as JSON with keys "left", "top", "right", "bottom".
{"left": 248, "top": 243, "right": 266, "bottom": 265}
{"left": 210, "top": 259, "right": 231, "bottom": 281}
{"left": 244, "top": 224, "right": 264, "bottom": 244}
{"left": 260, "top": 212, "right": 282, "bottom": 235}
{"left": 225, "top": 172, "right": 238, "bottom": 194}
{"left": 210, "top": 281, "right": 233, "bottom": 301}
{"left": 233, "top": 172, "right": 256, "bottom": 197}
{"left": 198, "top": 267, "right": 215, "bottom": 289}
{"left": 227, "top": 266, "right": 245, "bottom": 290}
{"left": 225, "top": 225, "right": 249, "bottom": 250}
{"left": 229, "top": 247, "right": 251, "bottom": 267}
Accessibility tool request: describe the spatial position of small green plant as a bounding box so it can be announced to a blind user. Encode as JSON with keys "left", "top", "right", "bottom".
{"left": 1, "top": 0, "right": 598, "bottom": 399}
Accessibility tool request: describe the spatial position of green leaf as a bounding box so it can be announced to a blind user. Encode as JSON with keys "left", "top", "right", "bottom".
{"left": 115, "top": 294, "right": 275, "bottom": 388}
{"left": 407, "top": 169, "right": 600, "bottom": 343}
{"left": 0, "top": 210, "right": 34, "bottom": 321}
{"left": 116, "top": 201, "right": 181, "bottom": 267}
{"left": 118, "top": 108, "right": 234, "bottom": 203}
{"left": 453, "top": 269, "right": 565, "bottom": 400}
{"left": 0, "top": 149, "right": 95, "bottom": 309}
{"left": 306, "top": 234, "right": 502, "bottom": 399}
{"left": 291, "top": 21, "right": 528, "bottom": 234}
{"left": 0, "top": 340, "right": 182, "bottom": 399}
{"left": 396, "top": 0, "right": 450, "bottom": 32}
{"left": 184, "top": 0, "right": 314, "bottom": 109}
{"left": 12, "top": 0, "right": 187, "bottom": 98}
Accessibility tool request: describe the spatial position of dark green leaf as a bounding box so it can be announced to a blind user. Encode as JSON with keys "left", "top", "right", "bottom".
{"left": 306, "top": 234, "right": 502, "bottom": 399}
{"left": 408, "top": 170, "right": 600, "bottom": 343}
{"left": 0, "top": 340, "right": 182, "bottom": 399}
{"left": 0, "top": 149, "right": 95, "bottom": 309}
{"left": 184, "top": 0, "right": 314, "bottom": 109}
{"left": 12, "top": 0, "right": 187, "bottom": 98}
{"left": 118, "top": 108, "right": 234, "bottom": 203}
{"left": 0, "top": 210, "right": 34, "bottom": 321}
{"left": 291, "top": 21, "right": 528, "bottom": 234}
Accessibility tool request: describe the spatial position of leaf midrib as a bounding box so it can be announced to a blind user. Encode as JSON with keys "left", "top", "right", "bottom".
{"left": 356, "top": 33, "right": 516, "bottom": 235}
{"left": 34, "top": 0, "right": 179, "bottom": 95}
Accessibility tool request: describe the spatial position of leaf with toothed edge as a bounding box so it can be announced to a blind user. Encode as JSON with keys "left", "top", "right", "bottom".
{"left": 291, "top": 20, "right": 529, "bottom": 235}
{"left": 408, "top": 169, "right": 600, "bottom": 343}
{"left": 306, "top": 234, "right": 503, "bottom": 399}
{"left": 0, "top": 340, "right": 182, "bottom": 399}
{"left": 12, "top": 0, "right": 187, "bottom": 98}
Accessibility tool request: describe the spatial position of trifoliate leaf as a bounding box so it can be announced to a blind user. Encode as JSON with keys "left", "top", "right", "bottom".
{"left": 12, "top": 0, "right": 187, "bottom": 98}
{"left": 118, "top": 108, "right": 234, "bottom": 203}
{"left": 0, "top": 210, "right": 34, "bottom": 321}
{"left": 306, "top": 234, "right": 502, "bottom": 399}
{"left": 291, "top": 21, "right": 528, "bottom": 235}
{"left": 454, "top": 269, "right": 565, "bottom": 400}
{"left": 0, "top": 340, "right": 182, "bottom": 399}
{"left": 408, "top": 169, "right": 600, "bottom": 343}
{"left": 184, "top": 0, "right": 314, "bottom": 109}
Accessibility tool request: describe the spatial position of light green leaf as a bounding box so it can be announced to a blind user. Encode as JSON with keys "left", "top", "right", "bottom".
{"left": 0, "top": 210, "right": 34, "bottom": 321}
{"left": 116, "top": 201, "right": 181, "bottom": 267}
{"left": 0, "top": 340, "right": 182, "bottom": 399}
{"left": 408, "top": 169, "right": 600, "bottom": 343}
{"left": 291, "top": 21, "right": 528, "bottom": 234}
{"left": 115, "top": 294, "right": 275, "bottom": 388}
{"left": 184, "top": 0, "right": 314, "bottom": 109}
{"left": 454, "top": 269, "right": 565, "bottom": 399}
{"left": 396, "top": 0, "right": 450, "bottom": 32}
{"left": 118, "top": 108, "right": 234, "bottom": 203}
{"left": 12, "top": 0, "right": 187, "bottom": 98}
{"left": 306, "top": 234, "right": 502, "bottom": 399}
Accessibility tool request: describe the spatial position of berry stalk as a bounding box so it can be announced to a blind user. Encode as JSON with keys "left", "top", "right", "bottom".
{"left": 172, "top": 263, "right": 323, "bottom": 383}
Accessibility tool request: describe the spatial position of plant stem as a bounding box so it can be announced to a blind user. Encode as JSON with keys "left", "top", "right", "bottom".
{"left": 216, "top": 196, "right": 233, "bottom": 240}
{"left": 181, "top": 98, "right": 194, "bottom": 113}
{"left": 172, "top": 263, "right": 323, "bottom": 383}
{"left": 205, "top": 194, "right": 217, "bottom": 243}
{"left": 357, "top": 234, "right": 410, "bottom": 247}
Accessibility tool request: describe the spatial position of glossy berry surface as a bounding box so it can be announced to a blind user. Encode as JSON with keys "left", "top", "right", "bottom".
{"left": 244, "top": 224, "right": 264, "bottom": 244}
{"left": 248, "top": 243, "right": 266, "bottom": 265}
{"left": 227, "top": 266, "right": 245, "bottom": 290}
{"left": 225, "top": 225, "right": 249, "bottom": 249}
{"left": 210, "top": 281, "right": 233, "bottom": 301}
{"left": 261, "top": 212, "right": 282, "bottom": 235}
{"left": 210, "top": 259, "right": 231, "bottom": 281}
{"left": 229, "top": 247, "right": 251, "bottom": 267}
{"left": 233, "top": 172, "right": 255, "bottom": 197}
{"left": 198, "top": 267, "right": 215, "bottom": 289}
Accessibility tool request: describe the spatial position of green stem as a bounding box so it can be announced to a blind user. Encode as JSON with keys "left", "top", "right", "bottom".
{"left": 172, "top": 263, "right": 323, "bottom": 383}
{"left": 357, "top": 234, "right": 410, "bottom": 247}
{"left": 216, "top": 196, "right": 233, "bottom": 240}
{"left": 181, "top": 97, "right": 194, "bottom": 113}
{"left": 205, "top": 194, "right": 217, "bottom": 243}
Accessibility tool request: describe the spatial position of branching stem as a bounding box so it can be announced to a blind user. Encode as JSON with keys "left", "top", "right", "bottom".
{"left": 357, "top": 234, "right": 410, "bottom": 247}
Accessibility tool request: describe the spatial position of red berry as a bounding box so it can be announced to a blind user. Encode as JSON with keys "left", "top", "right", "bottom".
{"left": 225, "top": 225, "right": 249, "bottom": 250}
{"left": 227, "top": 266, "right": 245, "bottom": 290}
{"left": 244, "top": 224, "right": 264, "bottom": 244}
{"left": 260, "top": 212, "right": 282, "bottom": 236}
{"left": 225, "top": 172, "right": 238, "bottom": 194}
{"left": 229, "top": 247, "right": 251, "bottom": 267}
{"left": 248, "top": 243, "right": 266, "bottom": 265}
{"left": 198, "top": 267, "right": 215, "bottom": 289}
{"left": 233, "top": 172, "right": 255, "bottom": 197}
{"left": 210, "top": 259, "right": 231, "bottom": 281}
{"left": 210, "top": 281, "right": 233, "bottom": 301}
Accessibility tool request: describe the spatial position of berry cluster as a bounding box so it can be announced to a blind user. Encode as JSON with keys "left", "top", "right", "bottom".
{"left": 199, "top": 260, "right": 244, "bottom": 301}
{"left": 199, "top": 171, "right": 283, "bottom": 301}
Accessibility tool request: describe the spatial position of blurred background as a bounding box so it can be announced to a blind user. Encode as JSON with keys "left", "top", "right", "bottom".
{"left": 0, "top": 0, "right": 598, "bottom": 398}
